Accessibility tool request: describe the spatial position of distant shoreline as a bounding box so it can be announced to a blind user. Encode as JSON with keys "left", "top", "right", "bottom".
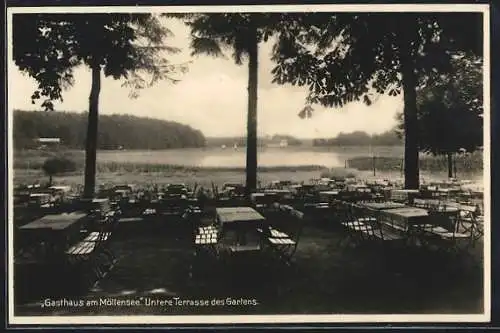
{"left": 13, "top": 147, "right": 484, "bottom": 190}
{"left": 14, "top": 147, "right": 483, "bottom": 173}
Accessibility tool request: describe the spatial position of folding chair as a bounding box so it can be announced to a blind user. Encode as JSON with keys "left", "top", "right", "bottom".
{"left": 418, "top": 208, "right": 472, "bottom": 260}
{"left": 457, "top": 205, "right": 483, "bottom": 247}
{"left": 263, "top": 207, "right": 305, "bottom": 266}
{"left": 66, "top": 210, "right": 118, "bottom": 289}
{"left": 338, "top": 203, "right": 371, "bottom": 250}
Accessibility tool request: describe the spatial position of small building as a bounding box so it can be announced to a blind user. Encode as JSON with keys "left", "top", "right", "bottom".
{"left": 34, "top": 137, "right": 61, "bottom": 150}
{"left": 36, "top": 138, "right": 61, "bottom": 144}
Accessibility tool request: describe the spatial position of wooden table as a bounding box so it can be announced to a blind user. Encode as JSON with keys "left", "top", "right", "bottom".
{"left": 319, "top": 191, "right": 340, "bottom": 203}
{"left": 18, "top": 211, "right": 89, "bottom": 254}
{"left": 28, "top": 193, "right": 52, "bottom": 207}
{"left": 390, "top": 189, "right": 420, "bottom": 203}
{"left": 80, "top": 198, "right": 111, "bottom": 215}
{"left": 251, "top": 192, "right": 279, "bottom": 207}
{"left": 360, "top": 201, "right": 407, "bottom": 211}
{"left": 216, "top": 207, "right": 266, "bottom": 254}
{"left": 414, "top": 198, "right": 462, "bottom": 210}
{"left": 346, "top": 185, "right": 371, "bottom": 193}
{"left": 354, "top": 202, "right": 407, "bottom": 221}
{"left": 264, "top": 189, "right": 293, "bottom": 201}
{"left": 216, "top": 207, "right": 266, "bottom": 225}
{"left": 378, "top": 207, "right": 429, "bottom": 232}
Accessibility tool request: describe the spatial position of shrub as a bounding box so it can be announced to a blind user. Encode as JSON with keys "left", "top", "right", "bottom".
{"left": 42, "top": 156, "right": 77, "bottom": 185}
{"left": 320, "top": 167, "right": 359, "bottom": 180}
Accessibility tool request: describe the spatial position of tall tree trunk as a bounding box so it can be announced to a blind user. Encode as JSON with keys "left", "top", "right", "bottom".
{"left": 398, "top": 17, "right": 420, "bottom": 190}
{"left": 83, "top": 63, "right": 101, "bottom": 199}
{"left": 447, "top": 152, "right": 453, "bottom": 179}
{"left": 453, "top": 154, "right": 457, "bottom": 179}
{"left": 245, "top": 26, "right": 258, "bottom": 196}
{"left": 49, "top": 175, "right": 53, "bottom": 186}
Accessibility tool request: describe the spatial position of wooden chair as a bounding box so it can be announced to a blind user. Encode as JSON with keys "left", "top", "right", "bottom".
{"left": 331, "top": 200, "right": 350, "bottom": 226}
{"left": 65, "top": 209, "right": 119, "bottom": 290}
{"left": 338, "top": 202, "right": 370, "bottom": 249}
{"left": 416, "top": 208, "right": 472, "bottom": 258}
{"left": 349, "top": 204, "right": 386, "bottom": 247}
{"left": 457, "top": 205, "right": 483, "bottom": 246}
{"left": 259, "top": 206, "right": 304, "bottom": 267}
{"left": 190, "top": 223, "right": 220, "bottom": 283}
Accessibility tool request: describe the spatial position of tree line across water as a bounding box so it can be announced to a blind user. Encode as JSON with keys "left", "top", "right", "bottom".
{"left": 16, "top": 108, "right": 403, "bottom": 150}
{"left": 205, "top": 135, "right": 304, "bottom": 148}
{"left": 313, "top": 130, "right": 402, "bottom": 147}
{"left": 13, "top": 110, "right": 206, "bottom": 150}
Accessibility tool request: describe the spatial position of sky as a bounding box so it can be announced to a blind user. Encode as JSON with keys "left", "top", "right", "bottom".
{"left": 8, "top": 18, "right": 404, "bottom": 139}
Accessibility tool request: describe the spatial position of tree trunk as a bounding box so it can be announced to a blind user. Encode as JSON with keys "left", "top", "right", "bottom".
{"left": 49, "top": 175, "right": 53, "bottom": 186}
{"left": 372, "top": 155, "right": 376, "bottom": 177}
{"left": 447, "top": 152, "right": 453, "bottom": 179}
{"left": 398, "top": 17, "right": 420, "bottom": 190}
{"left": 83, "top": 64, "right": 101, "bottom": 199}
{"left": 245, "top": 26, "right": 259, "bottom": 196}
{"left": 453, "top": 154, "right": 457, "bottom": 179}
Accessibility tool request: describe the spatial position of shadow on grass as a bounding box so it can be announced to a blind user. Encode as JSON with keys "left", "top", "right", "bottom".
{"left": 14, "top": 222, "right": 484, "bottom": 316}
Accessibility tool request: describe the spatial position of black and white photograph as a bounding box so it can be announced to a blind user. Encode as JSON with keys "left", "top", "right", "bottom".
{"left": 7, "top": 4, "right": 490, "bottom": 325}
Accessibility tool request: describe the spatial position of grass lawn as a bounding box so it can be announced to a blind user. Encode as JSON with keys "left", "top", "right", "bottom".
{"left": 14, "top": 217, "right": 484, "bottom": 317}
{"left": 13, "top": 168, "right": 334, "bottom": 191}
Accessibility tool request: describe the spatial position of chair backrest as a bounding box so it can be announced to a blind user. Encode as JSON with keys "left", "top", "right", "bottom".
{"left": 284, "top": 207, "right": 305, "bottom": 250}
{"left": 272, "top": 206, "right": 305, "bottom": 260}
{"left": 87, "top": 210, "right": 118, "bottom": 247}
{"left": 358, "top": 216, "right": 382, "bottom": 241}
{"left": 348, "top": 203, "right": 382, "bottom": 240}
{"left": 331, "top": 200, "right": 348, "bottom": 221}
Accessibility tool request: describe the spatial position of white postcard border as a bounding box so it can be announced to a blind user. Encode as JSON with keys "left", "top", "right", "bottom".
{"left": 6, "top": 3, "right": 491, "bottom": 325}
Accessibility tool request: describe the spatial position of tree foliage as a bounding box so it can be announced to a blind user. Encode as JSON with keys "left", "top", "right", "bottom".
{"left": 13, "top": 13, "right": 186, "bottom": 110}
{"left": 13, "top": 13, "right": 188, "bottom": 197}
{"left": 313, "top": 130, "right": 402, "bottom": 147}
{"left": 269, "top": 12, "right": 482, "bottom": 188}
{"left": 399, "top": 52, "right": 483, "bottom": 156}
{"left": 170, "top": 13, "right": 276, "bottom": 63}
{"left": 13, "top": 110, "right": 206, "bottom": 150}
{"left": 271, "top": 12, "right": 481, "bottom": 108}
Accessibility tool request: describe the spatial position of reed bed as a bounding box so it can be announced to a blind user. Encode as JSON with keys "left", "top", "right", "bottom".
{"left": 347, "top": 153, "right": 483, "bottom": 173}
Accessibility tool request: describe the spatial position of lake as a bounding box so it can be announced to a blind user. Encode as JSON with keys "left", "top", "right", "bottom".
{"left": 97, "top": 146, "right": 405, "bottom": 168}
{"left": 14, "top": 145, "right": 484, "bottom": 189}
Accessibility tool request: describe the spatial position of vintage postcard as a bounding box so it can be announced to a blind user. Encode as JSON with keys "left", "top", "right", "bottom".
{"left": 7, "top": 3, "right": 490, "bottom": 326}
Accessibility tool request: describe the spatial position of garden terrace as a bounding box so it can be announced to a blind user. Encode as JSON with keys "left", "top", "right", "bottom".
{"left": 13, "top": 177, "right": 484, "bottom": 315}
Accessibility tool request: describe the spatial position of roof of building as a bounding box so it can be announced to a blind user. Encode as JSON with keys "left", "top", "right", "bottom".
{"left": 36, "top": 138, "right": 61, "bottom": 143}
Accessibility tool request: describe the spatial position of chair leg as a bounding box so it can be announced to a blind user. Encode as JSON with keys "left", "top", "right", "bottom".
{"left": 101, "top": 247, "right": 117, "bottom": 267}
{"left": 80, "top": 259, "right": 97, "bottom": 290}
{"left": 91, "top": 255, "right": 106, "bottom": 280}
